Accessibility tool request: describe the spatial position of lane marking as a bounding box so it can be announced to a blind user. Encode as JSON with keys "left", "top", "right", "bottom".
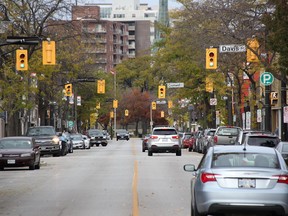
{"left": 132, "top": 160, "right": 139, "bottom": 216}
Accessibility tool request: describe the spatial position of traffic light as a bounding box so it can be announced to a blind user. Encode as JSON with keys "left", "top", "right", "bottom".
{"left": 247, "top": 38, "right": 260, "bottom": 62}
{"left": 16, "top": 49, "right": 28, "bottom": 71}
{"left": 152, "top": 102, "right": 156, "bottom": 110}
{"left": 97, "top": 80, "right": 105, "bottom": 94}
{"left": 270, "top": 92, "right": 278, "bottom": 106}
{"left": 168, "top": 100, "right": 173, "bottom": 108}
{"left": 158, "top": 85, "right": 166, "bottom": 99}
{"left": 96, "top": 103, "right": 100, "bottom": 109}
{"left": 64, "top": 83, "right": 72, "bottom": 97}
{"left": 161, "top": 111, "right": 164, "bottom": 118}
{"left": 110, "top": 111, "right": 114, "bottom": 118}
{"left": 42, "top": 41, "right": 56, "bottom": 65}
{"left": 125, "top": 109, "right": 129, "bottom": 116}
{"left": 205, "top": 48, "right": 217, "bottom": 70}
{"left": 113, "top": 99, "right": 118, "bottom": 109}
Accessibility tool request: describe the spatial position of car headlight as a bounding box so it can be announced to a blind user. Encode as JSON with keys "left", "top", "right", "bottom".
{"left": 52, "top": 137, "right": 60, "bottom": 144}
{"left": 21, "top": 153, "right": 32, "bottom": 157}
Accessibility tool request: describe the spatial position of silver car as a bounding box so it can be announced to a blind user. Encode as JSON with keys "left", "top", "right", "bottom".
{"left": 184, "top": 145, "right": 288, "bottom": 216}
{"left": 147, "top": 127, "right": 181, "bottom": 156}
{"left": 212, "top": 126, "right": 243, "bottom": 145}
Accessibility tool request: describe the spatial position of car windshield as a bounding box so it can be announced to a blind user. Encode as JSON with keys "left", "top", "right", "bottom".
{"left": 117, "top": 130, "right": 127, "bottom": 133}
{"left": 217, "top": 128, "right": 240, "bottom": 136}
{"left": 27, "top": 127, "right": 55, "bottom": 136}
{"left": 153, "top": 129, "right": 177, "bottom": 135}
{"left": 247, "top": 136, "right": 278, "bottom": 147}
{"left": 184, "top": 134, "right": 192, "bottom": 139}
{"left": 88, "top": 130, "right": 102, "bottom": 135}
{"left": 71, "top": 135, "right": 83, "bottom": 140}
{"left": 212, "top": 152, "right": 280, "bottom": 169}
{"left": 0, "top": 139, "right": 32, "bottom": 149}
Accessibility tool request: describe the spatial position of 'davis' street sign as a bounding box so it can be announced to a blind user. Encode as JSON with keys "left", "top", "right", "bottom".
{"left": 219, "top": 44, "right": 246, "bottom": 53}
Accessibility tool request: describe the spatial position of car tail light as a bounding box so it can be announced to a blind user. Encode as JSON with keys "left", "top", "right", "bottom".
{"left": 172, "top": 135, "right": 179, "bottom": 139}
{"left": 274, "top": 175, "right": 288, "bottom": 184}
{"left": 150, "top": 135, "right": 158, "bottom": 139}
{"left": 201, "top": 172, "right": 218, "bottom": 183}
{"left": 213, "top": 136, "right": 218, "bottom": 144}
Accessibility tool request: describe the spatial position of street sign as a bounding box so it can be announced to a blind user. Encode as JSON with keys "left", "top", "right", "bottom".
{"left": 210, "top": 98, "right": 217, "bottom": 106}
{"left": 167, "top": 82, "right": 184, "bottom": 88}
{"left": 156, "top": 100, "right": 166, "bottom": 104}
{"left": 260, "top": 72, "right": 274, "bottom": 86}
{"left": 219, "top": 44, "right": 246, "bottom": 53}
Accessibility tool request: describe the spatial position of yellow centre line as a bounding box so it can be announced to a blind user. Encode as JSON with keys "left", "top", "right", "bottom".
{"left": 132, "top": 160, "right": 139, "bottom": 216}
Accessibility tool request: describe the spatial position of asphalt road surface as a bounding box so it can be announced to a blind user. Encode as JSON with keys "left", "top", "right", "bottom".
{"left": 0, "top": 138, "right": 260, "bottom": 216}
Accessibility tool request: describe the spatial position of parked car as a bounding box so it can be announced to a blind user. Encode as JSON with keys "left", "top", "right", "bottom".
{"left": 183, "top": 145, "right": 288, "bottom": 216}
{"left": 88, "top": 129, "right": 108, "bottom": 147}
{"left": 82, "top": 135, "right": 91, "bottom": 149}
{"left": 26, "top": 126, "right": 67, "bottom": 157}
{"left": 71, "top": 133, "right": 85, "bottom": 149}
{"left": 197, "top": 128, "right": 216, "bottom": 153}
{"left": 212, "top": 126, "right": 243, "bottom": 146}
{"left": 0, "top": 136, "right": 41, "bottom": 170}
{"left": 182, "top": 133, "right": 195, "bottom": 152}
{"left": 116, "top": 129, "right": 130, "bottom": 141}
{"left": 242, "top": 131, "right": 280, "bottom": 148}
{"left": 276, "top": 141, "right": 288, "bottom": 165}
{"left": 141, "top": 134, "right": 150, "bottom": 152}
{"left": 194, "top": 130, "right": 203, "bottom": 152}
{"left": 147, "top": 126, "right": 181, "bottom": 156}
{"left": 102, "top": 130, "right": 111, "bottom": 140}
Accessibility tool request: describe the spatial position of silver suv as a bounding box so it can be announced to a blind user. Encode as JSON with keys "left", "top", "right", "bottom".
{"left": 147, "top": 127, "right": 181, "bottom": 156}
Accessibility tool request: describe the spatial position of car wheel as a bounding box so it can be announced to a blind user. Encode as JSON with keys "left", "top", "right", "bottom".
{"left": 35, "top": 161, "right": 40, "bottom": 169}
{"left": 29, "top": 164, "right": 35, "bottom": 170}
{"left": 87, "top": 144, "right": 91, "bottom": 149}
{"left": 148, "top": 149, "right": 153, "bottom": 156}
{"left": 176, "top": 149, "right": 182, "bottom": 156}
{"left": 142, "top": 145, "right": 145, "bottom": 152}
{"left": 188, "top": 147, "right": 192, "bottom": 152}
{"left": 102, "top": 143, "right": 107, "bottom": 147}
{"left": 0, "top": 166, "right": 4, "bottom": 170}
{"left": 96, "top": 144, "right": 100, "bottom": 147}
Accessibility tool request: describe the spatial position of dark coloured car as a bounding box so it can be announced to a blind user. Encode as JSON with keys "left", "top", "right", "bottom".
{"left": 26, "top": 126, "right": 67, "bottom": 157}
{"left": 141, "top": 134, "right": 150, "bottom": 152}
{"left": 88, "top": 129, "right": 108, "bottom": 147}
{"left": 276, "top": 141, "right": 288, "bottom": 165}
{"left": 0, "top": 136, "right": 41, "bottom": 170}
{"left": 116, "top": 129, "right": 130, "bottom": 141}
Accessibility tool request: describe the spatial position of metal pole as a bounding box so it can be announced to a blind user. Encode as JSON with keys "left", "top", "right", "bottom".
{"left": 113, "top": 71, "right": 117, "bottom": 139}
{"left": 150, "top": 103, "right": 153, "bottom": 132}
{"left": 265, "top": 85, "right": 271, "bottom": 131}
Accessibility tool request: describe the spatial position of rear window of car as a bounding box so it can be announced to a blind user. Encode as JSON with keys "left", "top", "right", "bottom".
{"left": 0, "top": 140, "right": 32, "bottom": 149}
{"left": 247, "top": 136, "right": 279, "bottom": 147}
{"left": 153, "top": 129, "right": 177, "bottom": 135}
{"left": 27, "top": 127, "right": 55, "bottom": 136}
{"left": 282, "top": 144, "right": 288, "bottom": 152}
{"left": 212, "top": 153, "right": 280, "bottom": 169}
{"left": 217, "top": 127, "right": 240, "bottom": 136}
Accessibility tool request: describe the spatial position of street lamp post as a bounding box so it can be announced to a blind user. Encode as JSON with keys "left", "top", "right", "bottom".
{"left": 113, "top": 70, "right": 117, "bottom": 139}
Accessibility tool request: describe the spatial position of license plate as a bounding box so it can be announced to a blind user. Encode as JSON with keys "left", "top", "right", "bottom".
{"left": 238, "top": 178, "right": 256, "bottom": 188}
{"left": 162, "top": 138, "right": 168, "bottom": 142}
{"left": 7, "top": 159, "right": 15, "bottom": 164}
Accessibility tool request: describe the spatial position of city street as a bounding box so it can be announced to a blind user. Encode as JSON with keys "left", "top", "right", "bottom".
{"left": 0, "top": 138, "right": 202, "bottom": 216}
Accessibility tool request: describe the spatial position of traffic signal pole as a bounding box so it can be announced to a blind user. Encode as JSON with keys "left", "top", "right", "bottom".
{"left": 265, "top": 85, "right": 271, "bottom": 132}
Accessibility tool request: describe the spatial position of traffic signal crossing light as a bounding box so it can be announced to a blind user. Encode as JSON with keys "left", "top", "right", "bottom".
{"left": 42, "top": 41, "right": 56, "bottom": 65}
{"left": 16, "top": 49, "right": 28, "bottom": 71}
{"left": 64, "top": 83, "right": 72, "bottom": 97}
{"left": 113, "top": 99, "right": 118, "bottom": 109}
{"left": 247, "top": 38, "right": 260, "bottom": 62}
{"left": 168, "top": 100, "right": 173, "bottom": 108}
{"left": 110, "top": 111, "right": 114, "bottom": 118}
{"left": 96, "top": 103, "right": 101, "bottom": 109}
{"left": 206, "top": 48, "right": 218, "bottom": 70}
{"left": 161, "top": 111, "right": 164, "bottom": 118}
{"left": 152, "top": 102, "right": 156, "bottom": 110}
{"left": 97, "top": 80, "right": 105, "bottom": 94}
{"left": 158, "top": 85, "right": 166, "bottom": 99}
{"left": 125, "top": 109, "right": 129, "bottom": 116}
{"left": 270, "top": 92, "right": 278, "bottom": 106}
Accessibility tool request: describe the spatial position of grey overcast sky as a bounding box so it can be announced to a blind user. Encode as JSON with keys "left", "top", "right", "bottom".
{"left": 141, "top": 0, "right": 182, "bottom": 9}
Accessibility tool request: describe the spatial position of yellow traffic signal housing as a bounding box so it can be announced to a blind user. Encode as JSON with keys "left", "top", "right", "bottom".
{"left": 97, "top": 80, "right": 105, "bottom": 94}
{"left": 152, "top": 102, "right": 157, "bottom": 110}
{"left": 205, "top": 77, "right": 214, "bottom": 92}
{"left": 125, "top": 109, "right": 129, "bottom": 116}
{"left": 16, "top": 49, "right": 28, "bottom": 71}
{"left": 247, "top": 38, "right": 260, "bottom": 62}
{"left": 64, "top": 83, "right": 73, "bottom": 97}
{"left": 110, "top": 111, "right": 114, "bottom": 118}
{"left": 206, "top": 48, "right": 218, "bottom": 70}
{"left": 158, "top": 85, "right": 166, "bottom": 99}
{"left": 113, "top": 99, "right": 118, "bottom": 109}
{"left": 270, "top": 92, "right": 278, "bottom": 106}
{"left": 96, "top": 103, "right": 100, "bottom": 109}
{"left": 160, "top": 111, "right": 164, "bottom": 118}
{"left": 168, "top": 100, "right": 173, "bottom": 108}
{"left": 42, "top": 41, "right": 56, "bottom": 65}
